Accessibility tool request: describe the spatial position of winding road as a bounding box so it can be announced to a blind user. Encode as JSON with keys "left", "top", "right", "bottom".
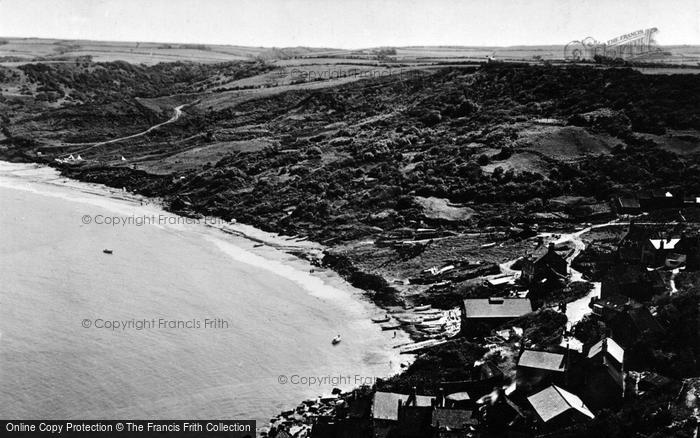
{"left": 63, "top": 104, "right": 186, "bottom": 157}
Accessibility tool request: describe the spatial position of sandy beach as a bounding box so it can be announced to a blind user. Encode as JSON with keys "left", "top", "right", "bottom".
{"left": 0, "top": 160, "right": 414, "bottom": 425}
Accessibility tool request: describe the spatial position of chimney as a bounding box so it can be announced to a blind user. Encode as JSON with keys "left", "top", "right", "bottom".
{"left": 548, "top": 242, "right": 556, "bottom": 252}
{"left": 437, "top": 387, "right": 445, "bottom": 408}
{"left": 601, "top": 336, "right": 608, "bottom": 366}
{"left": 406, "top": 386, "right": 417, "bottom": 407}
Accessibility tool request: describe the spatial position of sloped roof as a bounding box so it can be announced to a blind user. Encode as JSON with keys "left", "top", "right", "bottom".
{"left": 517, "top": 350, "right": 566, "bottom": 372}
{"left": 616, "top": 197, "right": 641, "bottom": 208}
{"left": 371, "top": 392, "right": 435, "bottom": 421}
{"left": 649, "top": 238, "right": 681, "bottom": 250}
{"left": 463, "top": 297, "right": 532, "bottom": 319}
{"left": 431, "top": 408, "right": 477, "bottom": 428}
{"left": 527, "top": 244, "right": 566, "bottom": 266}
{"left": 527, "top": 385, "right": 595, "bottom": 423}
{"left": 446, "top": 392, "right": 471, "bottom": 402}
{"left": 587, "top": 337, "right": 625, "bottom": 363}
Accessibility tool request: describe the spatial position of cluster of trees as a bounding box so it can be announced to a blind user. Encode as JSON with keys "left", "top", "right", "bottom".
{"left": 157, "top": 64, "right": 700, "bottom": 241}
{"left": 18, "top": 60, "right": 273, "bottom": 103}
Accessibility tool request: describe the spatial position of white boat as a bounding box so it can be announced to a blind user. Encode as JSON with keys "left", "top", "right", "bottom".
{"left": 371, "top": 315, "right": 391, "bottom": 323}
{"left": 380, "top": 322, "right": 401, "bottom": 330}
{"left": 413, "top": 305, "right": 432, "bottom": 312}
{"left": 422, "top": 313, "right": 443, "bottom": 322}
{"left": 396, "top": 316, "right": 423, "bottom": 324}
{"left": 331, "top": 335, "right": 341, "bottom": 345}
{"left": 398, "top": 339, "right": 449, "bottom": 354}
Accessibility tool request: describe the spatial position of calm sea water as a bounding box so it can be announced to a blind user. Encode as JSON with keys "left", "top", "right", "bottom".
{"left": 0, "top": 162, "right": 407, "bottom": 425}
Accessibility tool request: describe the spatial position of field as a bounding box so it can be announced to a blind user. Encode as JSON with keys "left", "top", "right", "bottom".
{"left": 3, "top": 37, "right": 700, "bottom": 67}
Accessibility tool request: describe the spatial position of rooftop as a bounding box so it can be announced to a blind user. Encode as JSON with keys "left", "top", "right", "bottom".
{"left": 431, "top": 408, "right": 477, "bottom": 429}
{"left": 371, "top": 391, "right": 435, "bottom": 421}
{"left": 527, "top": 385, "right": 594, "bottom": 423}
{"left": 517, "top": 349, "right": 566, "bottom": 372}
{"left": 649, "top": 238, "right": 681, "bottom": 250}
{"left": 587, "top": 337, "right": 625, "bottom": 363}
{"left": 463, "top": 297, "right": 532, "bottom": 319}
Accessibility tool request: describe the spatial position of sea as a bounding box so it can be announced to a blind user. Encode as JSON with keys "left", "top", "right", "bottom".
{"left": 0, "top": 161, "right": 409, "bottom": 426}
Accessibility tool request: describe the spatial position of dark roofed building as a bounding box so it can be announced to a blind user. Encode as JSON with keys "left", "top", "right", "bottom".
{"left": 527, "top": 385, "right": 594, "bottom": 431}
{"left": 589, "top": 294, "right": 634, "bottom": 319}
{"left": 521, "top": 243, "right": 568, "bottom": 287}
{"left": 617, "top": 222, "right": 658, "bottom": 265}
{"left": 371, "top": 391, "right": 434, "bottom": 421}
{"left": 613, "top": 197, "right": 641, "bottom": 215}
{"left": 371, "top": 391, "right": 435, "bottom": 438}
{"left": 431, "top": 408, "right": 478, "bottom": 437}
{"left": 396, "top": 405, "right": 433, "bottom": 438}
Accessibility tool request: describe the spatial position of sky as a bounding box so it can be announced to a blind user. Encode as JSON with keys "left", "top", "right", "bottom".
{"left": 1, "top": 0, "right": 699, "bottom": 48}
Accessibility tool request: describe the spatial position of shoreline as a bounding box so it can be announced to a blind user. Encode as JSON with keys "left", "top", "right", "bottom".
{"left": 0, "top": 160, "right": 416, "bottom": 426}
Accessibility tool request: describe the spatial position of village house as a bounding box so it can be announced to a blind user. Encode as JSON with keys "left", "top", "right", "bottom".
{"left": 587, "top": 337, "right": 625, "bottom": 389}
{"left": 516, "top": 349, "right": 568, "bottom": 391}
{"left": 527, "top": 385, "right": 594, "bottom": 432}
{"left": 461, "top": 297, "right": 532, "bottom": 335}
{"left": 476, "top": 387, "right": 528, "bottom": 436}
{"left": 431, "top": 407, "right": 478, "bottom": 438}
{"left": 589, "top": 294, "right": 633, "bottom": 319}
{"left": 371, "top": 391, "right": 435, "bottom": 438}
{"left": 612, "top": 197, "right": 641, "bottom": 215}
{"left": 520, "top": 243, "right": 568, "bottom": 287}
{"left": 615, "top": 222, "right": 689, "bottom": 268}
{"left": 616, "top": 222, "right": 658, "bottom": 265}
{"left": 581, "top": 336, "right": 627, "bottom": 410}
{"left": 589, "top": 295, "right": 664, "bottom": 349}
{"left": 441, "top": 360, "right": 506, "bottom": 402}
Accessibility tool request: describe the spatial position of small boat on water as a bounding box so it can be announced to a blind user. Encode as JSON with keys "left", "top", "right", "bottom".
{"left": 413, "top": 305, "right": 432, "bottom": 312}
{"left": 103, "top": 249, "right": 113, "bottom": 254}
{"left": 331, "top": 335, "right": 341, "bottom": 345}
{"left": 371, "top": 315, "right": 391, "bottom": 323}
{"left": 253, "top": 243, "right": 265, "bottom": 248}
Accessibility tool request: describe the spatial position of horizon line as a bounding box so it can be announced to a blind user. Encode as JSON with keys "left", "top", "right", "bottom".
{"left": 3, "top": 35, "right": 700, "bottom": 51}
